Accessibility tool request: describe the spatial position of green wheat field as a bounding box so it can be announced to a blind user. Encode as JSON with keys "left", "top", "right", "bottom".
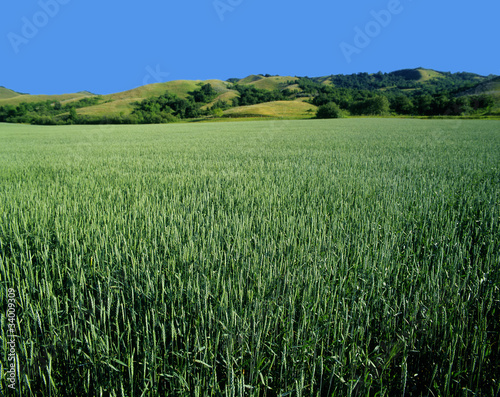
{"left": 1, "top": 119, "right": 499, "bottom": 396}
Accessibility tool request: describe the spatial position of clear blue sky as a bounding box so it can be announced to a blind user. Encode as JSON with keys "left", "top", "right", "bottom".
{"left": 1, "top": 0, "right": 498, "bottom": 95}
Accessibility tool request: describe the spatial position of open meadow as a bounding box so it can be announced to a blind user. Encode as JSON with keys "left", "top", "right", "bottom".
{"left": 1, "top": 119, "right": 499, "bottom": 396}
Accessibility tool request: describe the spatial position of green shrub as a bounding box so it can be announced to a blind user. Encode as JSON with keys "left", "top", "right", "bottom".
{"left": 316, "top": 102, "right": 345, "bottom": 118}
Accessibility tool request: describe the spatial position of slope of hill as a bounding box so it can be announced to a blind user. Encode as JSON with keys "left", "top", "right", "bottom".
{"left": 0, "top": 86, "right": 24, "bottom": 99}
{"left": 237, "top": 75, "right": 298, "bottom": 91}
{"left": 223, "top": 99, "right": 316, "bottom": 119}
{"left": 1, "top": 68, "right": 497, "bottom": 122}
{"left": 388, "top": 68, "right": 443, "bottom": 82}
{"left": 455, "top": 76, "right": 500, "bottom": 116}
{"left": 316, "top": 68, "right": 489, "bottom": 92}
{"left": 78, "top": 79, "right": 235, "bottom": 116}
{"left": 457, "top": 76, "right": 500, "bottom": 97}
{"left": 0, "top": 92, "right": 95, "bottom": 107}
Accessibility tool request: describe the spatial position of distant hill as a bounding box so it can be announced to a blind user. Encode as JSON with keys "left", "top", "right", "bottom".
{"left": 0, "top": 86, "right": 24, "bottom": 99}
{"left": 1, "top": 68, "right": 498, "bottom": 122}
{"left": 388, "top": 68, "right": 445, "bottom": 82}
{"left": 0, "top": 91, "right": 95, "bottom": 106}
{"left": 78, "top": 79, "right": 234, "bottom": 117}
{"left": 223, "top": 99, "right": 316, "bottom": 119}
{"left": 236, "top": 75, "right": 298, "bottom": 91}
{"left": 456, "top": 76, "right": 500, "bottom": 97}
{"left": 77, "top": 90, "right": 97, "bottom": 96}
{"left": 309, "top": 68, "right": 490, "bottom": 93}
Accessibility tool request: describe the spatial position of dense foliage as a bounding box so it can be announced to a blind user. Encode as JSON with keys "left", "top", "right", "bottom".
{"left": 0, "top": 85, "right": 224, "bottom": 125}
{"left": 321, "top": 70, "right": 486, "bottom": 94}
{"left": 315, "top": 102, "right": 346, "bottom": 118}
{"left": 0, "top": 72, "right": 497, "bottom": 125}
{"left": 231, "top": 85, "right": 294, "bottom": 106}
{"left": 298, "top": 76, "right": 496, "bottom": 117}
{"left": 130, "top": 84, "right": 231, "bottom": 123}
{"left": 0, "top": 96, "right": 103, "bottom": 125}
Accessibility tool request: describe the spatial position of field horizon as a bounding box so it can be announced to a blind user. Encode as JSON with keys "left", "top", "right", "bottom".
{"left": 1, "top": 68, "right": 499, "bottom": 123}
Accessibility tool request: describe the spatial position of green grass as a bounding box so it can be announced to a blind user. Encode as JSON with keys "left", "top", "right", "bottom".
{"left": 461, "top": 76, "right": 500, "bottom": 98}
{"left": 0, "top": 92, "right": 95, "bottom": 107}
{"left": 0, "top": 87, "right": 23, "bottom": 100}
{"left": 79, "top": 79, "right": 234, "bottom": 117}
{"left": 223, "top": 99, "right": 316, "bottom": 118}
{"left": 415, "top": 68, "right": 444, "bottom": 82}
{"left": 0, "top": 80, "right": 234, "bottom": 118}
{"left": 0, "top": 119, "right": 499, "bottom": 396}
{"left": 245, "top": 76, "right": 298, "bottom": 91}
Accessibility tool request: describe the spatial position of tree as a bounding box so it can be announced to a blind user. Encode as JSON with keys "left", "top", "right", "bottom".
{"left": 469, "top": 94, "right": 495, "bottom": 111}
{"left": 211, "top": 108, "right": 224, "bottom": 118}
{"left": 189, "top": 83, "right": 217, "bottom": 103}
{"left": 414, "top": 94, "right": 433, "bottom": 115}
{"left": 368, "top": 96, "right": 390, "bottom": 115}
{"left": 68, "top": 107, "right": 78, "bottom": 124}
{"left": 431, "top": 95, "right": 450, "bottom": 115}
{"left": 316, "top": 102, "right": 345, "bottom": 119}
{"left": 391, "top": 95, "right": 414, "bottom": 115}
{"left": 451, "top": 97, "right": 472, "bottom": 115}
{"left": 350, "top": 96, "right": 390, "bottom": 116}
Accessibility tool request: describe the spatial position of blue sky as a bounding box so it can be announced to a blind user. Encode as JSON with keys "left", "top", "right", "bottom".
{"left": 1, "top": 0, "right": 498, "bottom": 95}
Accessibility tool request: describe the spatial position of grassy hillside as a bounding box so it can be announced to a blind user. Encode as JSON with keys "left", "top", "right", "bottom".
{"left": 223, "top": 99, "right": 316, "bottom": 118}
{"left": 1, "top": 69, "right": 496, "bottom": 122}
{"left": 238, "top": 75, "right": 298, "bottom": 91}
{"left": 0, "top": 86, "right": 23, "bottom": 99}
{"left": 415, "top": 68, "right": 444, "bottom": 81}
{"left": 237, "top": 74, "right": 264, "bottom": 85}
{"left": 76, "top": 98, "right": 137, "bottom": 117}
{"left": 458, "top": 76, "right": 500, "bottom": 97}
{"left": 105, "top": 80, "right": 205, "bottom": 102}
{"left": 77, "top": 77, "right": 305, "bottom": 118}
{"left": 0, "top": 92, "right": 94, "bottom": 107}
{"left": 79, "top": 79, "right": 234, "bottom": 116}
{"left": 387, "top": 68, "right": 445, "bottom": 82}
{"left": 455, "top": 76, "right": 500, "bottom": 116}
{"left": 201, "top": 91, "right": 239, "bottom": 110}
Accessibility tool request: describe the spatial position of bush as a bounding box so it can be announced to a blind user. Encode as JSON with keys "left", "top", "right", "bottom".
{"left": 316, "top": 102, "right": 345, "bottom": 119}
{"left": 350, "top": 96, "right": 391, "bottom": 116}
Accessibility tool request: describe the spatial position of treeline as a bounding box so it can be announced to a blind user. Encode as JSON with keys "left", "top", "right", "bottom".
{"left": 131, "top": 83, "right": 229, "bottom": 123}
{"left": 297, "top": 78, "right": 496, "bottom": 118}
{"left": 230, "top": 85, "right": 294, "bottom": 106}
{"left": 389, "top": 93, "right": 495, "bottom": 116}
{"left": 0, "top": 84, "right": 226, "bottom": 125}
{"left": 0, "top": 96, "right": 103, "bottom": 125}
{"left": 310, "top": 71, "right": 487, "bottom": 95}
{"left": 0, "top": 74, "right": 497, "bottom": 125}
{"left": 123, "top": 83, "right": 296, "bottom": 124}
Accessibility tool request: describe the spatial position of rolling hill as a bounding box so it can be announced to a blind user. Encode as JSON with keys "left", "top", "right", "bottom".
{"left": 1, "top": 68, "right": 497, "bottom": 121}
{"left": 0, "top": 91, "right": 95, "bottom": 107}
{"left": 457, "top": 76, "right": 500, "bottom": 97}
{"left": 237, "top": 75, "right": 299, "bottom": 91}
{"left": 223, "top": 99, "right": 316, "bottom": 119}
{"left": 78, "top": 79, "right": 234, "bottom": 116}
{"left": 0, "top": 86, "right": 24, "bottom": 99}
